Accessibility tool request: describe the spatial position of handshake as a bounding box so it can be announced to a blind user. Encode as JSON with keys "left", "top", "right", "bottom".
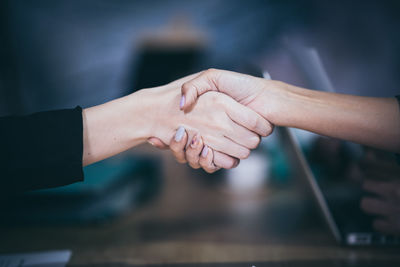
{"left": 145, "top": 69, "right": 279, "bottom": 173}
{"left": 139, "top": 66, "right": 400, "bottom": 173}
{"left": 83, "top": 68, "right": 399, "bottom": 173}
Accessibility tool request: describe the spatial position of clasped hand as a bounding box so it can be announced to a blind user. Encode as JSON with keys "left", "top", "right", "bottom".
{"left": 147, "top": 69, "right": 275, "bottom": 173}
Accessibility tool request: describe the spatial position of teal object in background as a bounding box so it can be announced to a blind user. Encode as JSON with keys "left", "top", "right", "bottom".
{"left": 260, "top": 129, "right": 290, "bottom": 186}
{"left": 34, "top": 156, "right": 142, "bottom": 195}
{"left": 0, "top": 155, "right": 162, "bottom": 225}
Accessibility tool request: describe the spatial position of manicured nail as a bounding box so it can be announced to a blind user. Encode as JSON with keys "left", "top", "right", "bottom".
{"left": 201, "top": 145, "right": 209, "bottom": 158}
{"left": 179, "top": 95, "right": 185, "bottom": 109}
{"left": 190, "top": 135, "right": 198, "bottom": 148}
{"left": 175, "top": 126, "right": 185, "bottom": 142}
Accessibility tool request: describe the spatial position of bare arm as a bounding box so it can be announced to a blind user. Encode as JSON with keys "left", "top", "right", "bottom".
{"left": 82, "top": 90, "right": 154, "bottom": 166}
{"left": 81, "top": 73, "right": 270, "bottom": 166}
{"left": 180, "top": 69, "right": 400, "bottom": 153}
{"left": 266, "top": 82, "right": 400, "bottom": 152}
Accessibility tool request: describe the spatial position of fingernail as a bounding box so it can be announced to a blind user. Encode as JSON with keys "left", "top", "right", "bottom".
{"left": 175, "top": 126, "right": 185, "bottom": 142}
{"left": 233, "top": 160, "right": 239, "bottom": 168}
{"left": 147, "top": 140, "right": 155, "bottom": 146}
{"left": 190, "top": 135, "right": 198, "bottom": 148}
{"left": 201, "top": 145, "right": 209, "bottom": 158}
{"left": 179, "top": 95, "right": 186, "bottom": 109}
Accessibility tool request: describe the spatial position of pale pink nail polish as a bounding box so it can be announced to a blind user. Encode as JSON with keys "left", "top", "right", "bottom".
{"left": 179, "top": 95, "right": 186, "bottom": 109}
{"left": 191, "top": 135, "right": 198, "bottom": 148}
{"left": 201, "top": 145, "right": 209, "bottom": 158}
{"left": 175, "top": 126, "right": 185, "bottom": 142}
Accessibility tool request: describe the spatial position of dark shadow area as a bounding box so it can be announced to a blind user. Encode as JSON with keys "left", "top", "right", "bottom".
{"left": 69, "top": 259, "right": 400, "bottom": 267}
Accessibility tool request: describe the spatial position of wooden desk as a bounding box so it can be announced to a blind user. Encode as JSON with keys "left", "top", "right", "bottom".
{"left": 1, "top": 146, "right": 399, "bottom": 266}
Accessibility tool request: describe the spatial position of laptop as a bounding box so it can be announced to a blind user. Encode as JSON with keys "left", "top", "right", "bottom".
{"left": 277, "top": 125, "right": 400, "bottom": 246}
{"left": 264, "top": 43, "right": 400, "bottom": 245}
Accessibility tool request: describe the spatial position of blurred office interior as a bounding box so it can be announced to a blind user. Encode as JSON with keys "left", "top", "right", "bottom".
{"left": 1, "top": 0, "right": 400, "bottom": 266}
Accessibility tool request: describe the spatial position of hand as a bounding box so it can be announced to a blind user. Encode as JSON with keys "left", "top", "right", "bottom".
{"left": 361, "top": 179, "right": 400, "bottom": 236}
{"left": 148, "top": 127, "right": 240, "bottom": 172}
{"left": 82, "top": 72, "right": 266, "bottom": 167}
{"left": 179, "top": 69, "right": 400, "bottom": 154}
{"left": 179, "top": 68, "right": 286, "bottom": 125}
{"left": 167, "top": 127, "right": 241, "bottom": 172}
{"left": 166, "top": 69, "right": 281, "bottom": 171}
{"left": 359, "top": 150, "right": 400, "bottom": 236}
{"left": 145, "top": 75, "right": 273, "bottom": 160}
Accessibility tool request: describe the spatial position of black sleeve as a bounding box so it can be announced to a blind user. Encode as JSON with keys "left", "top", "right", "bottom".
{"left": 395, "top": 96, "right": 400, "bottom": 164}
{"left": 0, "top": 106, "right": 84, "bottom": 193}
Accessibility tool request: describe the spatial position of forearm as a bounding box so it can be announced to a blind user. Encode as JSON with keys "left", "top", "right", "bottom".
{"left": 81, "top": 71, "right": 272, "bottom": 167}
{"left": 267, "top": 82, "right": 400, "bottom": 152}
{"left": 82, "top": 90, "right": 154, "bottom": 166}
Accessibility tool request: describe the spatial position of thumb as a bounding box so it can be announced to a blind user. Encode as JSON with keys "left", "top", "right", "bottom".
{"left": 180, "top": 69, "right": 221, "bottom": 111}
{"left": 147, "top": 137, "right": 169, "bottom": 149}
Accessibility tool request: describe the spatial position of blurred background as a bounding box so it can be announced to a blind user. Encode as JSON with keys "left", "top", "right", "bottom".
{"left": 1, "top": 0, "right": 400, "bottom": 265}
{"left": 1, "top": 0, "right": 399, "bottom": 116}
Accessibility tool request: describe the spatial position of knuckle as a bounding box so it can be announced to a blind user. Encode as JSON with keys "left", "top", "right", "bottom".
{"left": 188, "top": 83, "right": 200, "bottom": 96}
{"left": 176, "top": 158, "right": 187, "bottom": 164}
{"left": 209, "top": 92, "right": 221, "bottom": 104}
{"left": 204, "top": 167, "right": 216, "bottom": 174}
{"left": 205, "top": 68, "right": 217, "bottom": 75}
{"left": 225, "top": 160, "right": 236, "bottom": 169}
{"left": 225, "top": 157, "right": 239, "bottom": 169}
{"left": 187, "top": 156, "right": 198, "bottom": 165}
{"left": 185, "top": 149, "right": 198, "bottom": 161}
{"left": 238, "top": 148, "right": 251, "bottom": 159}
{"left": 181, "top": 82, "right": 191, "bottom": 93}
{"left": 249, "top": 116, "right": 259, "bottom": 130}
{"left": 248, "top": 135, "right": 261, "bottom": 149}
{"left": 189, "top": 162, "right": 201, "bottom": 169}
{"left": 170, "top": 144, "right": 181, "bottom": 154}
{"left": 266, "top": 123, "right": 274, "bottom": 136}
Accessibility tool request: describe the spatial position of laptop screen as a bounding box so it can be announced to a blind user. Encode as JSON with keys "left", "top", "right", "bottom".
{"left": 262, "top": 43, "right": 400, "bottom": 245}
{"left": 277, "top": 124, "right": 400, "bottom": 245}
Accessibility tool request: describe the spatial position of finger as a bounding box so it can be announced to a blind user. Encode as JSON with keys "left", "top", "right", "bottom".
{"left": 226, "top": 121, "right": 261, "bottom": 149}
{"left": 213, "top": 151, "right": 240, "bottom": 169}
{"left": 147, "top": 137, "right": 169, "bottom": 149}
{"left": 373, "top": 219, "right": 400, "bottom": 236}
{"left": 185, "top": 134, "right": 204, "bottom": 169}
{"left": 224, "top": 97, "right": 273, "bottom": 137}
{"left": 360, "top": 197, "right": 394, "bottom": 216}
{"left": 206, "top": 134, "right": 251, "bottom": 159}
{"left": 169, "top": 126, "right": 188, "bottom": 164}
{"left": 363, "top": 180, "right": 396, "bottom": 200}
{"left": 199, "top": 145, "right": 220, "bottom": 173}
{"left": 180, "top": 69, "right": 220, "bottom": 110}
{"left": 169, "top": 71, "right": 204, "bottom": 87}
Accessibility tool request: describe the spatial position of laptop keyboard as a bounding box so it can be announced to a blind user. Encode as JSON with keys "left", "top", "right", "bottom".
{"left": 347, "top": 232, "right": 400, "bottom": 245}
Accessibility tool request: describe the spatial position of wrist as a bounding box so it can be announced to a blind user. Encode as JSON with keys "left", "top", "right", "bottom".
{"left": 123, "top": 90, "right": 157, "bottom": 142}
{"left": 261, "top": 81, "right": 325, "bottom": 129}
{"left": 257, "top": 80, "right": 295, "bottom": 126}
{"left": 135, "top": 85, "right": 184, "bottom": 145}
{"left": 82, "top": 92, "right": 153, "bottom": 165}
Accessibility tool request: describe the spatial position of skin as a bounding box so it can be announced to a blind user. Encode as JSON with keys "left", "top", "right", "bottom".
{"left": 173, "top": 68, "right": 400, "bottom": 235}
{"left": 165, "top": 129, "right": 229, "bottom": 173}
{"left": 81, "top": 73, "right": 272, "bottom": 166}
{"left": 177, "top": 68, "right": 400, "bottom": 157}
